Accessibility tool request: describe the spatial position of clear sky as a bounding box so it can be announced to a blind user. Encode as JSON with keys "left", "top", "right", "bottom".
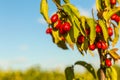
{"left": 0, "top": 0, "right": 120, "bottom": 71}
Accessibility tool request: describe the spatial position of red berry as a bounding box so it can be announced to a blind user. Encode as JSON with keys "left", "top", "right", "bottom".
{"left": 96, "top": 24, "right": 102, "bottom": 33}
{"left": 110, "top": 0, "right": 116, "bottom": 5}
{"left": 51, "top": 14, "right": 58, "bottom": 23}
{"left": 55, "top": 20, "right": 62, "bottom": 29}
{"left": 85, "top": 29, "right": 90, "bottom": 35}
{"left": 59, "top": 24, "right": 66, "bottom": 34}
{"left": 111, "top": 14, "right": 117, "bottom": 20}
{"left": 101, "top": 41, "right": 108, "bottom": 50}
{"left": 96, "top": 41, "right": 102, "bottom": 49}
{"left": 105, "top": 59, "right": 112, "bottom": 67}
{"left": 46, "top": 28, "right": 52, "bottom": 34}
{"left": 77, "top": 35, "right": 85, "bottom": 44}
{"left": 62, "top": 22, "right": 71, "bottom": 32}
{"left": 89, "top": 44, "right": 96, "bottom": 50}
{"left": 108, "top": 27, "right": 113, "bottom": 36}
{"left": 115, "top": 15, "right": 120, "bottom": 22}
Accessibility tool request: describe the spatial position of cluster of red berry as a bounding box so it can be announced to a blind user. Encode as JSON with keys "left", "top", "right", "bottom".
{"left": 46, "top": 13, "right": 71, "bottom": 35}
{"left": 110, "top": 0, "right": 120, "bottom": 22}
{"left": 77, "top": 24, "right": 113, "bottom": 51}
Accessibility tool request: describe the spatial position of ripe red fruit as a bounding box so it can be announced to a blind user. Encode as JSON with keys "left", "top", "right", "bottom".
{"left": 115, "top": 15, "right": 120, "bottom": 22}
{"left": 89, "top": 44, "right": 96, "bottom": 50}
{"left": 96, "top": 41, "right": 102, "bottom": 49}
{"left": 62, "top": 22, "right": 71, "bottom": 32}
{"left": 105, "top": 59, "right": 112, "bottom": 67}
{"left": 111, "top": 14, "right": 117, "bottom": 20}
{"left": 50, "top": 13, "right": 58, "bottom": 23}
{"left": 55, "top": 20, "right": 62, "bottom": 29}
{"left": 101, "top": 41, "right": 108, "bottom": 50}
{"left": 96, "top": 24, "right": 102, "bottom": 33}
{"left": 46, "top": 28, "right": 52, "bottom": 34}
{"left": 59, "top": 24, "right": 66, "bottom": 34}
{"left": 110, "top": 0, "right": 116, "bottom": 5}
{"left": 77, "top": 35, "right": 85, "bottom": 44}
{"left": 108, "top": 27, "right": 113, "bottom": 36}
{"left": 85, "top": 29, "right": 90, "bottom": 35}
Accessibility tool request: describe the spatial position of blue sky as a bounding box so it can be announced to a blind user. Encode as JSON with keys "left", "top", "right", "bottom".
{"left": 0, "top": 0, "right": 119, "bottom": 71}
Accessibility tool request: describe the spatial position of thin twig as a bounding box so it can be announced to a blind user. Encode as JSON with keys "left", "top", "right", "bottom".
{"left": 52, "top": 0, "right": 62, "bottom": 10}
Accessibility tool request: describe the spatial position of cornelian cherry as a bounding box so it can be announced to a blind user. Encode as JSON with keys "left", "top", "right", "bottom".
{"left": 77, "top": 35, "right": 85, "bottom": 44}
{"left": 105, "top": 59, "right": 112, "bottom": 67}
{"left": 51, "top": 13, "right": 58, "bottom": 23}
{"left": 108, "top": 27, "right": 113, "bottom": 36}
{"left": 89, "top": 44, "right": 96, "bottom": 50}
{"left": 101, "top": 41, "right": 108, "bottom": 50}
{"left": 46, "top": 28, "right": 52, "bottom": 34}
{"left": 96, "top": 24, "right": 102, "bottom": 33}
{"left": 55, "top": 20, "right": 62, "bottom": 29}
{"left": 110, "top": 0, "right": 116, "bottom": 5}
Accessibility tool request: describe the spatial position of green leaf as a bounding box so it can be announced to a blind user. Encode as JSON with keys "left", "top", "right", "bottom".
{"left": 63, "top": 5, "right": 82, "bottom": 41}
{"left": 103, "top": 7, "right": 120, "bottom": 21}
{"left": 74, "top": 16, "right": 85, "bottom": 36}
{"left": 83, "top": 38, "right": 89, "bottom": 52}
{"left": 112, "top": 26, "right": 119, "bottom": 47}
{"left": 96, "top": 0, "right": 103, "bottom": 12}
{"left": 65, "top": 66, "right": 75, "bottom": 80}
{"left": 98, "top": 20, "right": 109, "bottom": 42}
{"left": 66, "top": 3, "right": 81, "bottom": 18}
{"left": 73, "top": 21, "right": 80, "bottom": 42}
{"left": 97, "top": 69, "right": 100, "bottom": 80}
{"left": 40, "top": 0, "right": 51, "bottom": 24}
{"left": 106, "top": 67, "right": 117, "bottom": 80}
{"left": 109, "top": 49, "right": 120, "bottom": 60}
{"left": 63, "top": 0, "right": 70, "bottom": 3}
{"left": 87, "top": 18, "right": 96, "bottom": 45}
{"left": 57, "top": 41, "right": 68, "bottom": 50}
{"left": 75, "top": 61, "right": 96, "bottom": 78}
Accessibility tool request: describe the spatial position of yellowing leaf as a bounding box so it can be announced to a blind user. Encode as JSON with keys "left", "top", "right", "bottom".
{"left": 112, "top": 26, "right": 119, "bottom": 47}
{"left": 109, "top": 49, "right": 120, "bottom": 60}
{"left": 106, "top": 67, "right": 117, "bottom": 80}
{"left": 51, "top": 30, "right": 61, "bottom": 44}
{"left": 105, "top": 0, "right": 111, "bottom": 10}
{"left": 118, "top": 0, "right": 120, "bottom": 4}
{"left": 76, "top": 43, "right": 84, "bottom": 56}
{"left": 64, "top": 33, "right": 74, "bottom": 50}
{"left": 96, "top": 0, "right": 103, "bottom": 12}
{"left": 98, "top": 20, "right": 109, "bottom": 42}
{"left": 40, "top": 0, "right": 51, "bottom": 24}
{"left": 80, "top": 16, "right": 86, "bottom": 32}
{"left": 103, "top": 7, "right": 120, "bottom": 21}
{"left": 87, "top": 18, "right": 96, "bottom": 45}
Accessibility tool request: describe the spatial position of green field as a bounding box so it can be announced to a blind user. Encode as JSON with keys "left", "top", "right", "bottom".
{"left": 0, "top": 65, "right": 119, "bottom": 80}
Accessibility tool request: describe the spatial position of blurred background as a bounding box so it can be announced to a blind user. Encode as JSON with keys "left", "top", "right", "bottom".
{"left": 0, "top": 0, "right": 120, "bottom": 80}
